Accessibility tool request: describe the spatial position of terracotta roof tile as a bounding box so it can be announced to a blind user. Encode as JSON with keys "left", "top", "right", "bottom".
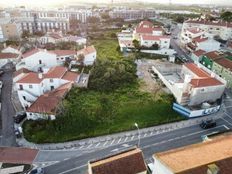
{"left": 44, "top": 66, "right": 67, "bottom": 79}
{"left": 49, "top": 50, "right": 76, "bottom": 56}
{"left": 154, "top": 134, "right": 232, "bottom": 173}
{"left": 77, "top": 45, "right": 96, "bottom": 56}
{"left": 16, "top": 72, "right": 43, "bottom": 84}
{"left": 186, "top": 28, "right": 202, "bottom": 34}
{"left": 0, "top": 53, "right": 19, "bottom": 59}
{"left": 203, "top": 51, "right": 221, "bottom": 60}
{"left": 22, "top": 48, "right": 40, "bottom": 58}
{"left": 214, "top": 58, "right": 232, "bottom": 71}
{"left": 185, "top": 19, "right": 232, "bottom": 28}
{"left": 0, "top": 147, "right": 38, "bottom": 164}
{"left": 62, "top": 72, "right": 79, "bottom": 82}
{"left": 184, "top": 63, "right": 210, "bottom": 78}
{"left": 89, "top": 148, "right": 147, "bottom": 174}
{"left": 13, "top": 68, "right": 31, "bottom": 78}
{"left": 190, "top": 78, "right": 223, "bottom": 88}
{"left": 192, "top": 49, "right": 206, "bottom": 57}
{"left": 192, "top": 36, "right": 208, "bottom": 43}
{"left": 27, "top": 82, "right": 72, "bottom": 114}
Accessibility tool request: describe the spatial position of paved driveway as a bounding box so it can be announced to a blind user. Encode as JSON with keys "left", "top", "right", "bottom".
{"left": 0, "top": 64, "right": 17, "bottom": 146}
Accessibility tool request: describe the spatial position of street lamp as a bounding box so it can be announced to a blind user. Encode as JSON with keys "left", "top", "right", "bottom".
{"left": 134, "top": 123, "right": 140, "bottom": 147}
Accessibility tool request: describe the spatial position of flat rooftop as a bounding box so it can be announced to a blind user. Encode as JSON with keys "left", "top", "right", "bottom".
{"left": 154, "top": 134, "right": 232, "bottom": 173}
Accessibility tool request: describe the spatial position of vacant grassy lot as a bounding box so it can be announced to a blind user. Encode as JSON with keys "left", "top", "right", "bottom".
{"left": 23, "top": 86, "right": 183, "bottom": 143}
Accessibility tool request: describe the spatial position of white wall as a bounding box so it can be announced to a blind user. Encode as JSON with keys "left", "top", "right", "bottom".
{"left": 26, "top": 112, "right": 55, "bottom": 120}
{"left": 197, "top": 39, "right": 220, "bottom": 52}
{"left": 23, "top": 51, "right": 58, "bottom": 71}
{"left": 84, "top": 52, "right": 96, "bottom": 65}
{"left": 2, "top": 47, "right": 21, "bottom": 54}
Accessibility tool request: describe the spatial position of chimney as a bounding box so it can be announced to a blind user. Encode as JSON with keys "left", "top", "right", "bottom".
{"left": 38, "top": 73, "right": 43, "bottom": 79}
{"left": 207, "top": 164, "right": 220, "bottom": 174}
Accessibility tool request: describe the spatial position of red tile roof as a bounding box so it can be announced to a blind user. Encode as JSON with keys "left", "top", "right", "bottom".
{"left": 89, "top": 148, "right": 147, "bottom": 174}
{"left": 185, "top": 19, "right": 232, "bottom": 28}
{"left": 13, "top": 68, "right": 31, "bottom": 78}
{"left": 27, "top": 82, "right": 72, "bottom": 114}
{"left": 22, "top": 48, "right": 40, "bottom": 58}
{"left": 76, "top": 45, "right": 96, "bottom": 56}
{"left": 0, "top": 147, "right": 38, "bottom": 164}
{"left": 203, "top": 51, "right": 221, "bottom": 60}
{"left": 16, "top": 72, "right": 43, "bottom": 84}
{"left": 186, "top": 28, "right": 202, "bottom": 34}
{"left": 49, "top": 50, "right": 76, "bottom": 56}
{"left": 138, "top": 20, "right": 153, "bottom": 28}
{"left": 0, "top": 53, "right": 19, "bottom": 59}
{"left": 193, "top": 49, "right": 206, "bottom": 57}
{"left": 119, "top": 40, "right": 134, "bottom": 47}
{"left": 184, "top": 63, "right": 223, "bottom": 88}
{"left": 214, "top": 58, "right": 232, "bottom": 71}
{"left": 62, "top": 71, "right": 79, "bottom": 82}
{"left": 44, "top": 66, "right": 67, "bottom": 79}
{"left": 141, "top": 35, "right": 170, "bottom": 41}
{"left": 192, "top": 36, "right": 208, "bottom": 43}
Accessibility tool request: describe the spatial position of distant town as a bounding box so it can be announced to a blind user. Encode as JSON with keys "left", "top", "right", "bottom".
{"left": 0, "top": 2, "right": 232, "bottom": 174}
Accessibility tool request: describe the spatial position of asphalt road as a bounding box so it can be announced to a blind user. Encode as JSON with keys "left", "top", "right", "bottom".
{"left": 0, "top": 64, "right": 17, "bottom": 146}
{"left": 40, "top": 114, "right": 232, "bottom": 174}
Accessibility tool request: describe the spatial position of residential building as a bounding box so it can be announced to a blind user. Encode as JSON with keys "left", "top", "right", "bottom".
{"left": 182, "top": 19, "right": 232, "bottom": 41}
{"left": 200, "top": 51, "right": 223, "bottom": 69}
{"left": 0, "top": 53, "right": 20, "bottom": 67}
{"left": 17, "top": 17, "right": 69, "bottom": 34}
{"left": 152, "top": 134, "right": 232, "bottom": 174}
{"left": 186, "top": 36, "right": 220, "bottom": 52}
{"left": 152, "top": 62, "right": 226, "bottom": 109}
{"left": 76, "top": 45, "right": 96, "bottom": 65}
{"left": 0, "top": 18, "right": 22, "bottom": 41}
{"left": 88, "top": 148, "right": 147, "bottom": 174}
{"left": 109, "top": 9, "right": 156, "bottom": 21}
{"left": 16, "top": 48, "right": 76, "bottom": 71}
{"left": 140, "top": 35, "right": 170, "bottom": 49}
{"left": 15, "top": 66, "right": 79, "bottom": 110}
{"left": 1, "top": 45, "right": 21, "bottom": 54}
{"left": 191, "top": 49, "right": 206, "bottom": 63}
{"left": 180, "top": 27, "right": 205, "bottom": 45}
{"left": 26, "top": 82, "right": 72, "bottom": 120}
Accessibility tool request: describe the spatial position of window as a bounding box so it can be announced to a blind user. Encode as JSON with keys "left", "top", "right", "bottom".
{"left": 23, "top": 96, "right": 26, "bottom": 100}
{"left": 19, "top": 85, "right": 23, "bottom": 90}
{"left": 50, "top": 79, "right": 54, "bottom": 82}
{"left": 39, "top": 60, "right": 42, "bottom": 64}
{"left": 29, "top": 84, "right": 33, "bottom": 88}
{"left": 50, "top": 86, "right": 54, "bottom": 90}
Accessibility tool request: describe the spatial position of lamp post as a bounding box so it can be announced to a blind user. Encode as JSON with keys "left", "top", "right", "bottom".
{"left": 134, "top": 123, "right": 140, "bottom": 147}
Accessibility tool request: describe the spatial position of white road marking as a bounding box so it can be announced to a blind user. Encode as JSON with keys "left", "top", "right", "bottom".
{"left": 78, "top": 146, "right": 84, "bottom": 149}
{"left": 224, "top": 112, "right": 232, "bottom": 120}
{"left": 103, "top": 141, "right": 108, "bottom": 147}
{"left": 124, "top": 137, "right": 128, "bottom": 142}
{"left": 57, "top": 164, "right": 87, "bottom": 174}
{"left": 150, "top": 132, "right": 153, "bottom": 136}
{"left": 117, "top": 138, "right": 122, "bottom": 144}
{"left": 87, "top": 144, "right": 93, "bottom": 148}
{"left": 142, "top": 125, "right": 226, "bottom": 149}
{"left": 64, "top": 158, "right": 70, "bottom": 161}
{"left": 143, "top": 133, "right": 147, "bottom": 137}
{"left": 110, "top": 139, "right": 115, "bottom": 145}
{"left": 223, "top": 125, "right": 230, "bottom": 130}
{"left": 130, "top": 136, "right": 134, "bottom": 140}
{"left": 111, "top": 148, "right": 119, "bottom": 152}
{"left": 95, "top": 142, "right": 101, "bottom": 147}
{"left": 221, "top": 117, "right": 232, "bottom": 126}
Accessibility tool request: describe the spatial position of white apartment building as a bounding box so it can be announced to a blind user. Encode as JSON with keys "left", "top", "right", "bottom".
{"left": 16, "top": 48, "right": 76, "bottom": 72}
{"left": 182, "top": 19, "right": 232, "bottom": 41}
{"left": 180, "top": 27, "right": 205, "bottom": 45}
{"left": 140, "top": 35, "right": 170, "bottom": 49}
{"left": 76, "top": 45, "right": 97, "bottom": 65}
{"left": 15, "top": 66, "right": 79, "bottom": 111}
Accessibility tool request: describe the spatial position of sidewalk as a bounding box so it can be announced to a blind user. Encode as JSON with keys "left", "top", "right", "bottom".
{"left": 16, "top": 109, "right": 224, "bottom": 150}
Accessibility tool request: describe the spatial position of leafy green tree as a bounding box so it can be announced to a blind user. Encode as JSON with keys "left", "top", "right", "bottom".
{"left": 221, "top": 11, "right": 232, "bottom": 22}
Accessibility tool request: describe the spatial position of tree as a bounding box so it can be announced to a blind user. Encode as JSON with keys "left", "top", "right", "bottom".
{"left": 221, "top": 11, "right": 232, "bottom": 22}
{"left": 132, "top": 39, "right": 140, "bottom": 50}
{"left": 152, "top": 43, "right": 159, "bottom": 50}
{"left": 101, "top": 12, "right": 110, "bottom": 20}
{"left": 21, "top": 30, "right": 31, "bottom": 39}
{"left": 78, "top": 54, "right": 85, "bottom": 66}
{"left": 69, "top": 18, "right": 80, "bottom": 31}
{"left": 174, "top": 16, "right": 185, "bottom": 23}
{"left": 87, "top": 16, "right": 100, "bottom": 24}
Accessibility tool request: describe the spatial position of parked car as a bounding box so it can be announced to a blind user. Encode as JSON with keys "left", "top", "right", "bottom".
{"left": 29, "top": 167, "right": 45, "bottom": 174}
{"left": 14, "top": 112, "right": 27, "bottom": 124}
{"left": 14, "top": 127, "right": 22, "bottom": 138}
{"left": 200, "top": 120, "right": 216, "bottom": 129}
{"left": 0, "top": 70, "right": 4, "bottom": 76}
{"left": 0, "top": 81, "right": 3, "bottom": 89}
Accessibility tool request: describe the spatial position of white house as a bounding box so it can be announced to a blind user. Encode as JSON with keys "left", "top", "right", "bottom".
{"left": 0, "top": 53, "right": 20, "bottom": 67}
{"left": 180, "top": 27, "right": 205, "bottom": 45}
{"left": 1, "top": 45, "right": 21, "bottom": 54}
{"left": 186, "top": 36, "right": 221, "bottom": 52}
{"left": 182, "top": 19, "right": 232, "bottom": 41}
{"left": 191, "top": 49, "right": 206, "bottom": 63}
{"left": 140, "top": 35, "right": 170, "bottom": 49}
{"left": 65, "top": 35, "right": 87, "bottom": 45}
{"left": 76, "top": 45, "right": 97, "bottom": 65}
{"left": 16, "top": 48, "right": 76, "bottom": 71}
{"left": 15, "top": 66, "right": 79, "bottom": 110}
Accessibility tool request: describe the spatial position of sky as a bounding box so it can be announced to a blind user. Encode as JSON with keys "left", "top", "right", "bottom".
{"left": 0, "top": 0, "right": 231, "bottom": 7}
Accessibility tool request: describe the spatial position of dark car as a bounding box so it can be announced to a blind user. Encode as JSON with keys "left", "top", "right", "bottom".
{"left": 14, "top": 128, "right": 22, "bottom": 138}
{"left": 29, "top": 168, "right": 45, "bottom": 174}
{"left": 0, "top": 70, "right": 4, "bottom": 76}
{"left": 14, "top": 112, "right": 27, "bottom": 124}
{"left": 200, "top": 120, "right": 216, "bottom": 129}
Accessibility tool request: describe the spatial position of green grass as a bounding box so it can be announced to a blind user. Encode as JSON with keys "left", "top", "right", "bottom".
{"left": 23, "top": 86, "right": 183, "bottom": 143}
